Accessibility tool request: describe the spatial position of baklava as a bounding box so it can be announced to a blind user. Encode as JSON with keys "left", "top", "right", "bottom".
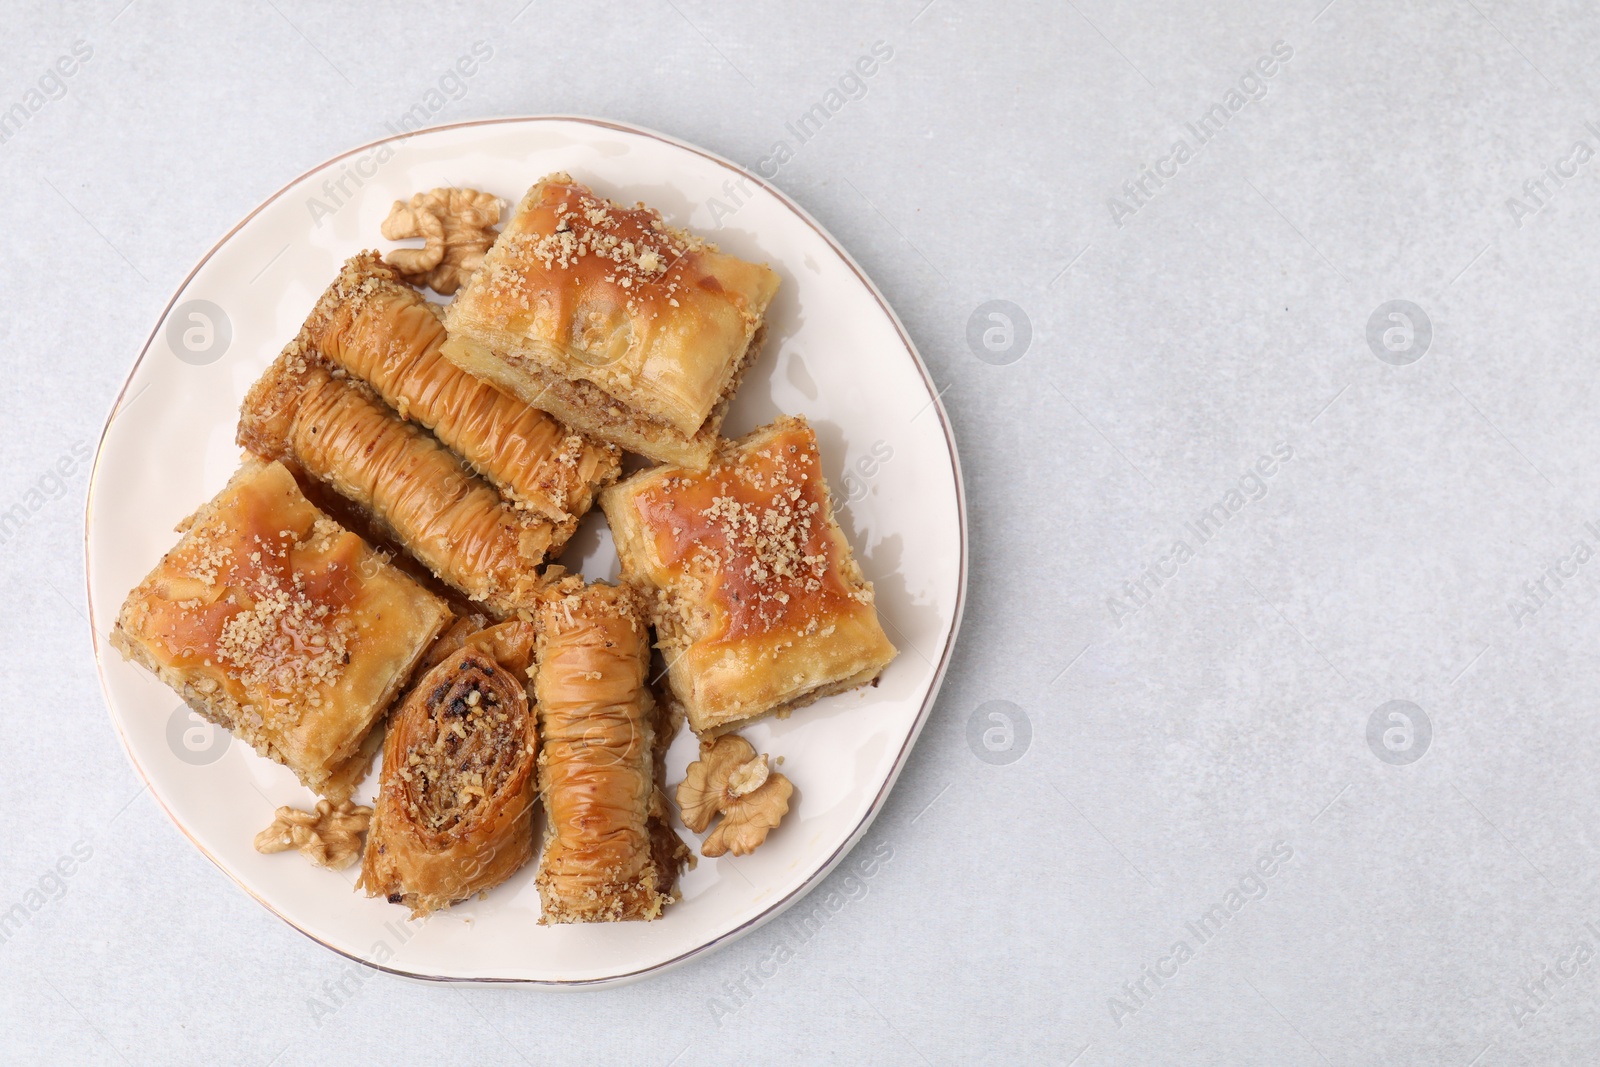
{"left": 311, "top": 253, "right": 619, "bottom": 522}
{"left": 440, "top": 173, "right": 781, "bottom": 468}
{"left": 533, "top": 580, "right": 679, "bottom": 923}
{"left": 601, "top": 415, "right": 897, "bottom": 736}
{"left": 238, "top": 353, "right": 567, "bottom": 618}
{"left": 360, "top": 619, "right": 540, "bottom": 917}
{"left": 111, "top": 459, "right": 451, "bottom": 799}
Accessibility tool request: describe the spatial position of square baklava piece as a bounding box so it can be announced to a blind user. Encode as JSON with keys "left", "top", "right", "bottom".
{"left": 601, "top": 415, "right": 897, "bottom": 735}
{"left": 441, "top": 173, "right": 780, "bottom": 468}
{"left": 111, "top": 459, "right": 451, "bottom": 798}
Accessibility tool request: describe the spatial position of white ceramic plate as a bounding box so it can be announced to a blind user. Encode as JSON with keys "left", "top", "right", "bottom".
{"left": 85, "top": 117, "right": 965, "bottom": 985}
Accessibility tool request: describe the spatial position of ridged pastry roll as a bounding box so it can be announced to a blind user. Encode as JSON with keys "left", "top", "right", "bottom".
{"left": 359, "top": 620, "right": 539, "bottom": 917}
{"left": 239, "top": 355, "right": 569, "bottom": 618}
{"left": 534, "top": 581, "right": 677, "bottom": 923}
{"left": 313, "top": 254, "right": 619, "bottom": 523}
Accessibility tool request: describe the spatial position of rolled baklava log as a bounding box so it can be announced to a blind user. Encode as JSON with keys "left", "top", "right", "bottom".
{"left": 359, "top": 620, "right": 539, "bottom": 917}
{"left": 239, "top": 354, "right": 570, "bottom": 618}
{"left": 534, "top": 580, "right": 683, "bottom": 923}
{"left": 313, "top": 254, "right": 620, "bottom": 523}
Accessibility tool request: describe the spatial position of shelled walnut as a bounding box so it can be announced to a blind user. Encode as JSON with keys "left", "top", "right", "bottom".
{"left": 254, "top": 799, "right": 371, "bottom": 870}
{"left": 675, "top": 735, "right": 792, "bottom": 858}
{"left": 381, "top": 187, "right": 502, "bottom": 295}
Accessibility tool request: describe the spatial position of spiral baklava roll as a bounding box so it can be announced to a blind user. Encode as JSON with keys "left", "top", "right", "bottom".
{"left": 313, "top": 254, "right": 620, "bottom": 523}
{"left": 534, "top": 581, "right": 677, "bottom": 923}
{"left": 359, "top": 620, "right": 539, "bottom": 917}
{"left": 239, "top": 356, "right": 569, "bottom": 618}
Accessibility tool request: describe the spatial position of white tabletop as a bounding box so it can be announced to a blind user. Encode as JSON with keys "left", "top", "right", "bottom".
{"left": 5, "top": 2, "right": 1598, "bottom": 1064}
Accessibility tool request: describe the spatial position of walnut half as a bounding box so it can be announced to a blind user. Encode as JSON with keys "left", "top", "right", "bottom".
{"left": 254, "top": 799, "right": 371, "bottom": 870}
{"left": 380, "top": 187, "right": 502, "bottom": 295}
{"left": 675, "top": 735, "right": 793, "bottom": 858}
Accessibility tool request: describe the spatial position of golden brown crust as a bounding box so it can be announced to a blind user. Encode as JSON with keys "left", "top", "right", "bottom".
{"left": 359, "top": 623, "right": 539, "bottom": 917}
{"left": 239, "top": 351, "right": 569, "bottom": 618}
{"left": 533, "top": 581, "right": 676, "bottom": 923}
{"left": 312, "top": 253, "right": 619, "bottom": 522}
{"left": 601, "top": 416, "right": 897, "bottom": 736}
{"left": 441, "top": 173, "right": 780, "bottom": 468}
{"left": 110, "top": 459, "right": 450, "bottom": 799}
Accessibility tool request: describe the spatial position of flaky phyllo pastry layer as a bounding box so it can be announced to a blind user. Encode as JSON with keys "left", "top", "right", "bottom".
{"left": 239, "top": 352, "right": 565, "bottom": 618}
{"left": 314, "top": 253, "right": 619, "bottom": 523}
{"left": 111, "top": 459, "right": 450, "bottom": 799}
{"left": 441, "top": 173, "right": 780, "bottom": 468}
{"left": 534, "top": 581, "right": 686, "bottom": 923}
{"left": 360, "top": 620, "right": 540, "bottom": 917}
{"left": 603, "top": 415, "right": 897, "bottom": 736}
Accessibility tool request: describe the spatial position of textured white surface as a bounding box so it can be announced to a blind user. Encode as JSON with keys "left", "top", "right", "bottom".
{"left": 5, "top": 0, "right": 1600, "bottom": 1064}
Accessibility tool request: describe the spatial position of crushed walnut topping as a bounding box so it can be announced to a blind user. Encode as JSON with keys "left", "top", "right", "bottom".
{"left": 636, "top": 429, "right": 855, "bottom": 643}
{"left": 493, "top": 179, "right": 711, "bottom": 318}
{"left": 186, "top": 532, "right": 233, "bottom": 586}
{"left": 254, "top": 799, "right": 371, "bottom": 869}
{"left": 702, "top": 490, "right": 827, "bottom": 588}
{"left": 212, "top": 528, "right": 353, "bottom": 701}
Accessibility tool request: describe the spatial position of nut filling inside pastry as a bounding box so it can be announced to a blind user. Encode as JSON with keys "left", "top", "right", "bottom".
{"left": 360, "top": 623, "right": 539, "bottom": 918}
{"left": 403, "top": 657, "right": 525, "bottom": 834}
